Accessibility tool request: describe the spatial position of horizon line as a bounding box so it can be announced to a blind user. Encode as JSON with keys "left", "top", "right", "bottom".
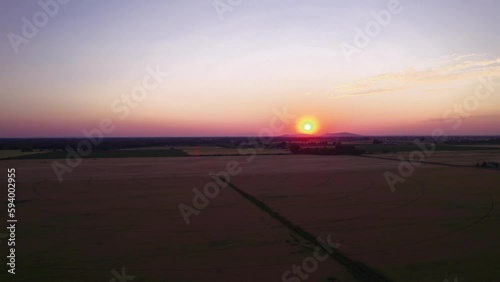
{"left": 1, "top": 134, "right": 500, "bottom": 139}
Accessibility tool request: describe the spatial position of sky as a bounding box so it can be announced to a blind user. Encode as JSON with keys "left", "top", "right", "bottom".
{"left": 1, "top": 0, "right": 499, "bottom": 137}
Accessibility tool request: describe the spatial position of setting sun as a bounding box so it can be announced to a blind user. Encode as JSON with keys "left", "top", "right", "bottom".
{"left": 297, "top": 116, "right": 320, "bottom": 135}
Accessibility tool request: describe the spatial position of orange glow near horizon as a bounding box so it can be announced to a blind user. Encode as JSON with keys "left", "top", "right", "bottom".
{"left": 296, "top": 116, "right": 320, "bottom": 135}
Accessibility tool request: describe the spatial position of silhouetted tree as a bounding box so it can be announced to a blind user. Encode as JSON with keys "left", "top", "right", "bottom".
{"left": 289, "top": 144, "right": 301, "bottom": 154}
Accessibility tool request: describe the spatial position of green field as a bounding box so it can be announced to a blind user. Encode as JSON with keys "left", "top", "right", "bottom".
{"left": 3, "top": 146, "right": 292, "bottom": 160}
{"left": 0, "top": 150, "right": 47, "bottom": 159}
{"left": 5, "top": 149, "right": 189, "bottom": 159}
{"left": 5, "top": 143, "right": 499, "bottom": 161}
{"left": 124, "top": 146, "right": 291, "bottom": 156}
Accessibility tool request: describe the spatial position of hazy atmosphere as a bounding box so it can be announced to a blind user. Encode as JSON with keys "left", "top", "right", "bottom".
{"left": 2, "top": 0, "right": 500, "bottom": 137}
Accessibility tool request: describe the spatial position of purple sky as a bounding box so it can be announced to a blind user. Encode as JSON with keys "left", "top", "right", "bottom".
{"left": 1, "top": 0, "right": 500, "bottom": 137}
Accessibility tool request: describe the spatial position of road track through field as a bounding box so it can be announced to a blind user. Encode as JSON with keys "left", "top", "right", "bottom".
{"left": 223, "top": 179, "right": 393, "bottom": 282}
{"left": 359, "top": 154, "right": 500, "bottom": 169}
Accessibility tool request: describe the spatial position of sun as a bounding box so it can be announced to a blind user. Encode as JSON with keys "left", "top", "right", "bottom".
{"left": 297, "top": 116, "right": 319, "bottom": 134}
{"left": 303, "top": 123, "right": 312, "bottom": 131}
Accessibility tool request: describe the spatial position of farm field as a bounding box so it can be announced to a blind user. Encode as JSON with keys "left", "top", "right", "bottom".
{"left": 1, "top": 152, "right": 499, "bottom": 281}
{"left": 356, "top": 144, "right": 500, "bottom": 154}
{"left": 0, "top": 150, "right": 47, "bottom": 159}
{"left": 456, "top": 145, "right": 500, "bottom": 148}
{"left": 370, "top": 150, "right": 500, "bottom": 166}
{"left": 5, "top": 146, "right": 290, "bottom": 160}
{"left": 5, "top": 149, "right": 189, "bottom": 160}
{"left": 171, "top": 146, "right": 291, "bottom": 156}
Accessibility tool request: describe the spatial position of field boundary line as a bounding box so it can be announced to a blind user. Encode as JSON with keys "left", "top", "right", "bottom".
{"left": 222, "top": 178, "right": 393, "bottom": 282}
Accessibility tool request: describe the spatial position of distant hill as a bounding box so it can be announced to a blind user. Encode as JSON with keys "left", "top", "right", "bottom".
{"left": 322, "top": 132, "right": 364, "bottom": 137}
